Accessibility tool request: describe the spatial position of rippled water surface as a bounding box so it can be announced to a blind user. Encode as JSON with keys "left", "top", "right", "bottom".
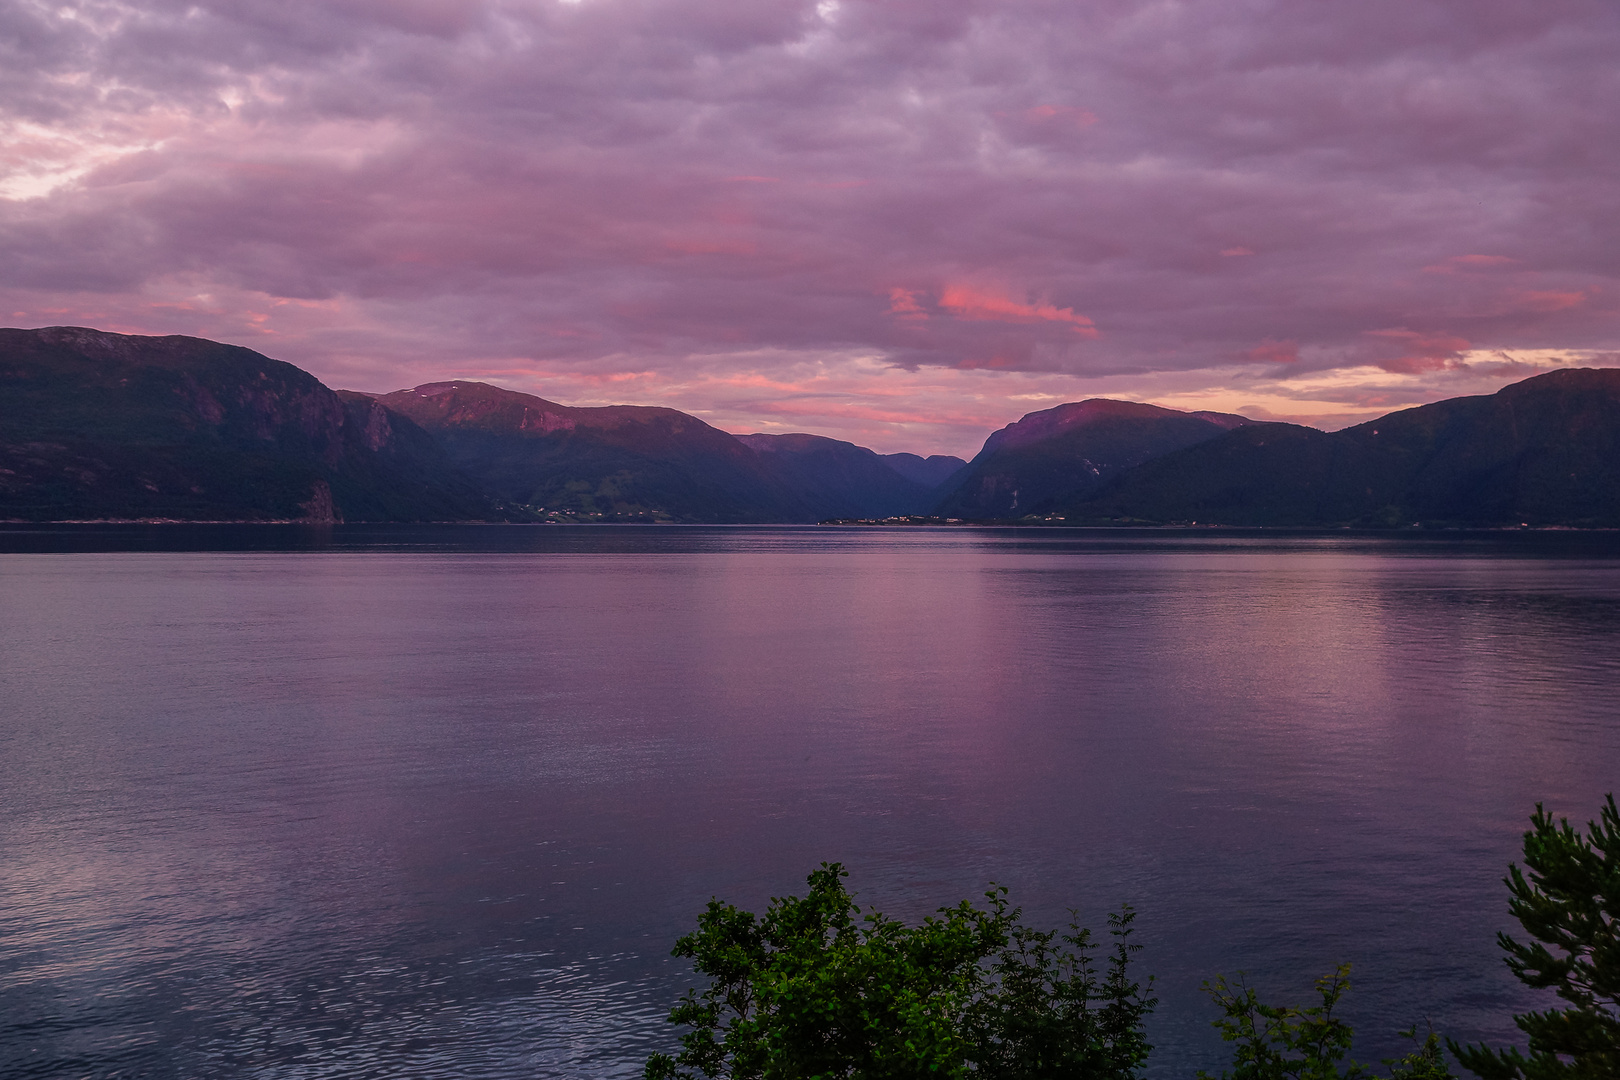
{"left": 3, "top": 524, "right": 1619, "bottom": 1078}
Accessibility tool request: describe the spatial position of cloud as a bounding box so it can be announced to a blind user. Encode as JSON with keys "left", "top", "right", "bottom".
{"left": 1362, "top": 329, "right": 1472, "bottom": 374}
{"left": 1423, "top": 254, "right": 1518, "bottom": 274}
{"left": 938, "top": 285, "right": 1098, "bottom": 336}
{"left": 1021, "top": 105, "right": 1098, "bottom": 128}
{"left": 0, "top": 0, "right": 1616, "bottom": 453}
{"left": 1513, "top": 290, "right": 1586, "bottom": 313}
{"left": 1245, "top": 339, "right": 1298, "bottom": 364}
{"left": 886, "top": 287, "right": 927, "bottom": 323}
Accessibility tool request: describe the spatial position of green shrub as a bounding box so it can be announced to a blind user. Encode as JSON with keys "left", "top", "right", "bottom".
{"left": 644, "top": 863, "right": 1156, "bottom": 1080}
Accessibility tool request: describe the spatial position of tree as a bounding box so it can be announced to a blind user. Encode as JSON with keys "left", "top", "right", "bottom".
{"left": 1450, "top": 794, "right": 1620, "bottom": 1079}
{"left": 643, "top": 863, "right": 1156, "bottom": 1080}
{"left": 1198, "top": 966, "right": 1454, "bottom": 1080}
{"left": 1199, "top": 965, "right": 1365, "bottom": 1080}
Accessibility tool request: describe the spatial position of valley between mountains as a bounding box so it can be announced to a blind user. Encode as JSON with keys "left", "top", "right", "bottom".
{"left": 5, "top": 326, "right": 1620, "bottom": 528}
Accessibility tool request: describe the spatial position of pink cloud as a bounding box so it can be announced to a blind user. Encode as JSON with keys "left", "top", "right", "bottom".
{"left": 1423, "top": 254, "right": 1518, "bottom": 274}
{"left": 954, "top": 354, "right": 1023, "bottom": 371}
{"left": 1513, "top": 290, "right": 1585, "bottom": 312}
{"left": 1221, "top": 247, "right": 1255, "bottom": 257}
{"left": 742, "top": 398, "right": 991, "bottom": 428}
{"left": 1363, "top": 328, "right": 1471, "bottom": 373}
{"left": 938, "top": 286, "right": 1099, "bottom": 337}
{"left": 1246, "top": 339, "right": 1299, "bottom": 364}
{"left": 886, "top": 287, "right": 928, "bottom": 323}
{"left": 663, "top": 236, "right": 757, "bottom": 257}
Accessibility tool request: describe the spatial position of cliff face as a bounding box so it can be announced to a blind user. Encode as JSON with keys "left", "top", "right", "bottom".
{"left": 0, "top": 327, "right": 496, "bottom": 522}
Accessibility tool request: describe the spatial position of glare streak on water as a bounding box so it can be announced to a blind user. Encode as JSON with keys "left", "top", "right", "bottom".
{"left": 1, "top": 525, "right": 1619, "bottom": 1078}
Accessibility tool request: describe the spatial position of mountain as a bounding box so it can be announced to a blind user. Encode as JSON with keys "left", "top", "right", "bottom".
{"left": 0, "top": 327, "right": 965, "bottom": 524}
{"left": 1064, "top": 368, "right": 1620, "bottom": 527}
{"left": 14, "top": 326, "right": 1615, "bottom": 529}
{"left": 879, "top": 452, "right": 968, "bottom": 489}
{"left": 931, "top": 399, "right": 1252, "bottom": 518}
{"left": 0, "top": 327, "right": 497, "bottom": 522}
{"left": 734, "top": 434, "right": 959, "bottom": 519}
{"left": 375, "top": 381, "right": 812, "bottom": 522}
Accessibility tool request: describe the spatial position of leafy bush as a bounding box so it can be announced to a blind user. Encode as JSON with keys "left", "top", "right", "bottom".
{"left": 643, "top": 863, "right": 1156, "bottom": 1080}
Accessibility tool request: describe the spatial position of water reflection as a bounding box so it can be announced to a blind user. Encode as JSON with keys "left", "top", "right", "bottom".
{"left": 2, "top": 527, "right": 1618, "bottom": 1078}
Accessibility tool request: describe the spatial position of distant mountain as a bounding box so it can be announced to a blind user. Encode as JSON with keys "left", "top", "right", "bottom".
{"left": 376, "top": 381, "right": 812, "bottom": 522}
{"left": 735, "top": 433, "right": 959, "bottom": 519}
{"left": 0, "top": 327, "right": 967, "bottom": 525}
{"left": 14, "top": 327, "right": 1617, "bottom": 529}
{"left": 932, "top": 399, "right": 1251, "bottom": 518}
{"left": 0, "top": 327, "right": 496, "bottom": 522}
{"left": 879, "top": 452, "right": 967, "bottom": 489}
{"left": 1065, "top": 368, "right": 1620, "bottom": 527}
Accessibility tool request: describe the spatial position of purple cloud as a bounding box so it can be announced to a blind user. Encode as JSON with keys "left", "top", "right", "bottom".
{"left": 2, "top": 0, "right": 1617, "bottom": 454}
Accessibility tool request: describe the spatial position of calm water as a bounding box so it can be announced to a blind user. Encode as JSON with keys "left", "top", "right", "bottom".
{"left": 3, "top": 524, "right": 1619, "bottom": 1078}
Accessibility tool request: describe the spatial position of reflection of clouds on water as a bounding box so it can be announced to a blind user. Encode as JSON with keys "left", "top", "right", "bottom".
{"left": 2, "top": 526, "right": 1619, "bottom": 1078}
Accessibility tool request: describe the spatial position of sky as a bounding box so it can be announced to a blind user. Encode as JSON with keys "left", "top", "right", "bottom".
{"left": 3, "top": 0, "right": 1618, "bottom": 458}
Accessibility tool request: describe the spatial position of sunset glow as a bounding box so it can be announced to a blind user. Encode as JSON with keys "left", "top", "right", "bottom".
{"left": 2, "top": 0, "right": 1616, "bottom": 456}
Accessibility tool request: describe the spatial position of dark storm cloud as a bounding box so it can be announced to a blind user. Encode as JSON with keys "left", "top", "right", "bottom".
{"left": 2, "top": 0, "right": 1618, "bottom": 450}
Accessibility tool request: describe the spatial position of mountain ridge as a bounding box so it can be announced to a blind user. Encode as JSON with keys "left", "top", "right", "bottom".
{"left": 378, "top": 381, "right": 812, "bottom": 522}
{"left": 374, "top": 380, "right": 968, "bottom": 522}
{"left": 932, "top": 397, "right": 1255, "bottom": 518}
{"left": 7, "top": 326, "right": 1620, "bottom": 528}
{"left": 1062, "top": 368, "right": 1620, "bottom": 527}
{"left": 733, "top": 432, "right": 950, "bottom": 519}
{"left": 0, "top": 327, "right": 498, "bottom": 522}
